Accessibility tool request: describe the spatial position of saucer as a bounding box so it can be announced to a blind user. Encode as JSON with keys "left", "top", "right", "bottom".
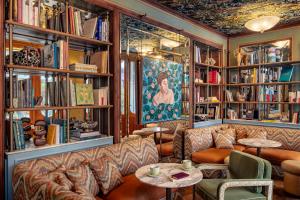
{"left": 147, "top": 172, "right": 160, "bottom": 177}
{"left": 181, "top": 166, "right": 194, "bottom": 171}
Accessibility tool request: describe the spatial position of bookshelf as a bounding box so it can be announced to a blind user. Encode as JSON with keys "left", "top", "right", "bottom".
{"left": 4, "top": 0, "right": 115, "bottom": 152}
{"left": 192, "top": 40, "right": 223, "bottom": 126}
{"left": 225, "top": 39, "right": 300, "bottom": 124}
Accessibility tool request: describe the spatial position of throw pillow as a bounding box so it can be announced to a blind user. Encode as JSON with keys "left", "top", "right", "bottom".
{"left": 213, "top": 133, "right": 234, "bottom": 149}
{"left": 247, "top": 130, "right": 267, "bottom": 139}
{"left": 212, "top": 129, "right": 236, "bottom": 149}
{"left": 89, "top": 156, "right": 123, "bottom": 195}
{"left": 48, "top": 166, "right": 73, "bottom": 191}
{"left": 66, "top": 164, "right": 99, "bottom": 196}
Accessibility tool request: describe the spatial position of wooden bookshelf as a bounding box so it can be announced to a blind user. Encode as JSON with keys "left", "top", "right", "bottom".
{"left": 225, "top": 58, "right": 300, "bottom": 123}
{"left": 192, "top": 40, "right": 223, "bottom": 125}
{"left": 4, "top": 0, "right": 115, "bottom": 153}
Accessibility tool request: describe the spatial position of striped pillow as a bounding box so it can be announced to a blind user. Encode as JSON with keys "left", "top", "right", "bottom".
{"left": 247, "top": 130, "right": 267, "bottom": 139}
{"left": 48, "top": 167, "right": 73, "bottom": 191}
{"left": 66, "top": 164, "right": 99, "bottom": 196}
{"left": 213, "top": 129, "right": 236, "bottom": 149}
{"left": 89, "top": 156, "right": 123, "bottom": 195}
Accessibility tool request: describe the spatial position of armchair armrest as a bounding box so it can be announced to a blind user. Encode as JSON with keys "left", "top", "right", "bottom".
{"left": 197, "top": 163, "right": 229, "bottom": 171}
{"left": 217, "top": 179, "right": 273, "bottom": 200}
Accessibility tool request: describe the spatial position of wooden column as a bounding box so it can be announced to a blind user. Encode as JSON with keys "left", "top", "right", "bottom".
{"left": 189, "top": 41, "right": 194, "bottom": 128}
{"left": 0, "top": 0, "right": 4, "bottom": 197}
{"left": 112, "top": 9, "right": 121, "bottom": 143}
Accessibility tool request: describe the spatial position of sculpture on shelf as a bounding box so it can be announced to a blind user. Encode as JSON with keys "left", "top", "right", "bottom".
{"left": 33, "top": 120, "right": 47, "bottom": 146}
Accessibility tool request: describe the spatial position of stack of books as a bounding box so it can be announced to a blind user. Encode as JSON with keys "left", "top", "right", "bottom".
{"left": 71, "top": 131, "right": 101, "bottom": 141}
{"left": 69, "top": 6, "right": 109, "bottom": 41}
{"left": 69, "top": 63, "right": 98, "bottom": 73}
{"left": 47, "top": 119, "right": 68, "bottom": 145}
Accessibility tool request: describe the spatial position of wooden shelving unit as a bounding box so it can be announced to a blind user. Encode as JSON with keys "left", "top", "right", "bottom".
{"left": 192, "top": 41, "right": 224, "bottom": 125}
{"left": 4, "top": 0, "right": 115, "bottom": 152}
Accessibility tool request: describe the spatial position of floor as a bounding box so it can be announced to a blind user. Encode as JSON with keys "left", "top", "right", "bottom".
{"left": 175, "top": 180, "right": 300, "bottom": 200}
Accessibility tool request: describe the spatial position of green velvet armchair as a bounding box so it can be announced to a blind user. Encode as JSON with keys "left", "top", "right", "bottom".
{"left": 195, "top": 150, "right": 273, "bottom": 200}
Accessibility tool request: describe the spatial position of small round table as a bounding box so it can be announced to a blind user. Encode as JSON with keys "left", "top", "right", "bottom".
{"left": 238, "top": 138, "right": 281, "bottom": 157}
{"left": 135, "top": 163, "right": 203, "bottom": 200}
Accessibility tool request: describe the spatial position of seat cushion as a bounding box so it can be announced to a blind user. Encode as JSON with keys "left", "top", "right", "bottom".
{"left": 103, "top": 174, "right": 165, "bottom": 200}
{"left": 192, "top": 145, "right": 246, "bottom": 164}
{"left": 196, "top": 179, "right": 266, "bottom": 200}
{"left": 157, "top": 142, "right": 173, "bottom": 156}
{"left": 244, "top": 148, "right": 300, "bottom": 165}
{"left": 281, "top": 160, "right": 300, "bottom": 175}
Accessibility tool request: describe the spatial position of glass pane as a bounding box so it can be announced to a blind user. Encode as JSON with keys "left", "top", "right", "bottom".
{"left": 121, "top": 60, "right": 125, "bottom": 114}
{"left": 129, "top": 61, "right": 136, "bottom": 113}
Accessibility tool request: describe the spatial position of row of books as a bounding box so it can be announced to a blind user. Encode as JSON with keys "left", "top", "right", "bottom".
{"left": 46, "top": 119, "right": 68, "bottom": 145}
{"left": 11, "top": 1, "right": 110, "bottom": 41}
{"left": 12, "top": 120, "right": 25, "bottom": 150}
{"left": 230, "top": 66, "right": 293, "bottom": 84}
{"left": 43, "top": 40, "right": 68, "bottom": 69}
{"left": 194, "top": 46, "right": 202, "bottom": 64}
{"left": 208, "top": 70, "right": 221, "bottom": 84}
{"left": 11, "top": 77, "right": 34, "bottom": 108}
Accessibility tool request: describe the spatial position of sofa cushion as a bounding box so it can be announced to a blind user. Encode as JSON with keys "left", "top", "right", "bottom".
{"left": 157, "top": 142, "right": 173, "bottom": 156}
{"left": 48, "top": 167, "right": 73, "bottom": 191}
{"left": 247, "top": 130, "right": 267, "bottom": 139}
{"left": 89, "top": 156, "right": 123, "bottom": 195}
{"left": 103, "top": 174, "right": 166, "bottom": 200}
{"left": 66, "top": 164, "right": 99, "bottom": 196}
{"left": 192, "top": 145, "right": 246, "bottom": 164}
{"left": 213, "top": 131, "right": 234, "bottom": 149}
{"left": 244, "top": 148, "right": 300, "bottom": 165}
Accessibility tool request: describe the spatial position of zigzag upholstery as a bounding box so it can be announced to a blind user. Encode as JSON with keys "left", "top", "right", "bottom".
{"left": 13, "top": 138, "right": 159, "bottom": 200}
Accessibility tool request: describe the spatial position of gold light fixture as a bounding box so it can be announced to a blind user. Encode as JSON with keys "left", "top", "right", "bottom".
{"left": 245, "top": 16, "right": 280, "bottom": 33}
{"left": 160, "top": 38, "right": 181, "bottom": 48}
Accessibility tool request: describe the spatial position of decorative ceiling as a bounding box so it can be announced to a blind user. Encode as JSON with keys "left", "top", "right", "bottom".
{"left": 149, "top": 0, "right": 300, "bottom": 35}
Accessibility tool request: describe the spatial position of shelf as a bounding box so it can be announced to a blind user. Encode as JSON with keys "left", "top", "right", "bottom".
{"left": 224, "top": 81, "right": 300, "bottom": 86}
{"left": 5, "top": 105, "right": 113, "bottom": 112}
{"left": 224, "top": 119, "right": 300, "bottom": 129}
{"left": 225, "top": 101, "right": 300, "bottom": 104}
{"left": 226, "top": 60, "right": 300, "bottom": 69}
{"left": 195, "top": 102, "right": 221, "bottom": 105}
{"left": 195, "top": 83, "right": 222, "bottom": 86}
{"left": 6, "top": 20, "right": 113, "bottom": 46}
{"left": 193, "top": 119, "right": 222, "bottom": 128}
{"left": 195, "top": 62, "right": 222, "bottom": 69}
{"left": 6, "top": 64, "right": 113, "bottom": 77}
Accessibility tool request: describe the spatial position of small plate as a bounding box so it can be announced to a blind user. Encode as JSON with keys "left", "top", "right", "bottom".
{"left": 147, "top": 172, "right": 160, "bottom": 177}
{"left": 181, "top": 166, "right": 194, "bottom": 171}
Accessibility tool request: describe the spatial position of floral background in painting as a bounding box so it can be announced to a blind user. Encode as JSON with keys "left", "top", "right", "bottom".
{"left": 142, "top": 56, "right": 182, "bottom": 124}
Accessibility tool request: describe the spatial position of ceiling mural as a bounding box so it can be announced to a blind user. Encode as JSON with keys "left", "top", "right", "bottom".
{"left": 149, "top": 0, "right": 300, "bottom": 35}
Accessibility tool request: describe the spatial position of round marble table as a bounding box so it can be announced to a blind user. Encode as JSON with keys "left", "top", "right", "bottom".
{"left": 238, "top": 138, "right": 281, "bottom": 157}
{"left": 135, "top": 163, "right": 203, "bottom": 200}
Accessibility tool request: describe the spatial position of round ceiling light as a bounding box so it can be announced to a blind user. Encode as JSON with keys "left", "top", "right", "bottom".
{"left": 245, "top": 16, "right": 280, "bottom": 33}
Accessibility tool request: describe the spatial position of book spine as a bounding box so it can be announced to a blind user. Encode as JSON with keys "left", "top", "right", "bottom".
{"left": 13, "top": 121, "right": 20, "bottom": 150}
{"left": 17, "top": 0, "right": 22, "bottom": 23}
{"left": 17, "top": 120, "right": 25, "bottom": 149}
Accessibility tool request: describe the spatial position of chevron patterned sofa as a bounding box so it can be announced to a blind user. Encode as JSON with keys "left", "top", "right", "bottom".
{"left": 12, "top": 138, "right": 165, "bottom": 200}
{"left": 179, "top": 124, "right": 300, "bottom": 177}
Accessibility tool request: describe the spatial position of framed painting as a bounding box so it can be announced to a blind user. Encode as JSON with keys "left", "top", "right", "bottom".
{"left": 141, "top": 56, "right": 183, "bottom": 124}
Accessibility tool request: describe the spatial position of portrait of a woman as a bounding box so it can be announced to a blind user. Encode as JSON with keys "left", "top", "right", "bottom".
{"left": 153, "top": 72, "right": 174, "bottom": 106}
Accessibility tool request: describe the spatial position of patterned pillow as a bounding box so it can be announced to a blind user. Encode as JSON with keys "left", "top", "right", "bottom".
{"left": 247, "top": 130, "right": 267, "bottom": 139}
{"left": 212, "top": 129, "right": 236, "bottom": 149}
{"left": 48, "top": 166, "right": 73, "bottom": 191}
{"left": 66, "top": 164, "right": 99, "bottom": 196}
{"left": 89, "top": 156, "right": 123, "bottom": 195}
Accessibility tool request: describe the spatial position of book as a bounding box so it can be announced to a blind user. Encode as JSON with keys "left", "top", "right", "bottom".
{"left": 279, "top": 66, "right": 294, "bottom": 82}
{"left": 93, "top": 87, "right": 108, "bottom": 105}
{"left": 90, "top": 51, "right": 108, "bottom": 73}
{"left": 171, "top": 172, "right": 189, "bottom": 180}
{"left": 289, "top": 92, "right": 296, "bottom": 103}
{"left": 82, "top": 17, "right": 98, "bottom": 38}
{"left": 292, "top": 112, "right": 299, "bottom": 124}
{"left": 69, "top": 63, "right": 98, "bottom": 73}
{"left": 75, "top": 83, "right": 94, "bottom": 105}
{"left": 47, "top": 124, "right": 60, "bottom": 145}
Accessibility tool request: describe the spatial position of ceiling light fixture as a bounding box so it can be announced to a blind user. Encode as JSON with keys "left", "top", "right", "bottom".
{"left": 245, "top": 16, "right": 280, "bottom": 33}
{"left": 160, "top": 38, "right": 180, "bottom": 48}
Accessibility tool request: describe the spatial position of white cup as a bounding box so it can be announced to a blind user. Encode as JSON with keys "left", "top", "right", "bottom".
{"left": 149, "top": 165, "right": 160, "bottom": 176}
{"left": 182, "top": 160, "right": 192, "bottom": 169}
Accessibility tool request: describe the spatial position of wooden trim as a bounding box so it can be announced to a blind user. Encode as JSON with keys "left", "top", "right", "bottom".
{"left": 140, "top": 0, "right": 227, "bottom": 38}
{"left": 0, "top": 0, "right": 4, "bottom": 197}
{"left": 112, "top": 9, "right": 121, "bottom": 143}
{"left": 189, "top": 42, "right": 194, "bottom": 128}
